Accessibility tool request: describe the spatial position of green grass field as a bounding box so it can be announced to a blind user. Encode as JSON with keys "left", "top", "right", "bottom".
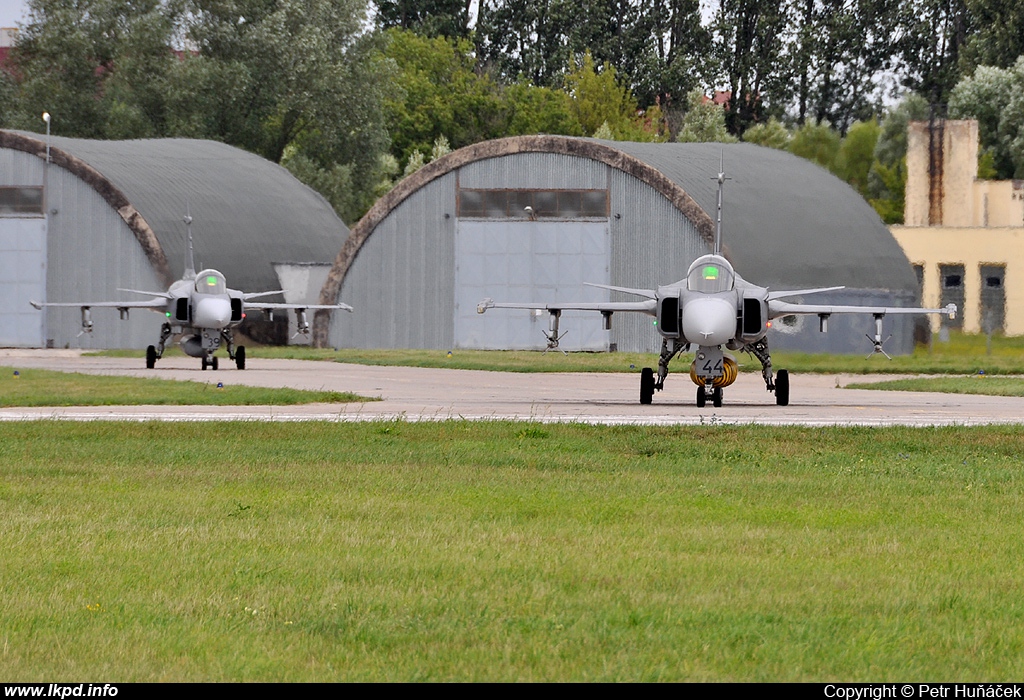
{"left": 0, "top": 366, "right": 372, "bottom": 406}
{"left": 3, "top": 421, "right": 1024, "bottom": 681}
{"left": 848, "top": 375, "right": 1024, "bottom": 396}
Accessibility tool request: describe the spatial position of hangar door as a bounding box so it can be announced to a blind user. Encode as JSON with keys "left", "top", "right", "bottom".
{"left": 454, "top": 189, "right": 611, "bottom": 350}
{"left": 0, "top": 188, "right": 46, "bottom": 347}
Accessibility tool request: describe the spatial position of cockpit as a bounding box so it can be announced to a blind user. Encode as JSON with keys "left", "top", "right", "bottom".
{"left": 195, "top": 269, "right": 226, "bottom": 295}
{"left": 686, "top": 255, "right": 735, "bottom": 293}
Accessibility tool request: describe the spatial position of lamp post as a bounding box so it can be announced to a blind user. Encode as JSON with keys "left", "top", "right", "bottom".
{"left": 42, "top": 111, "right": 50, "bottom": 161}
{"left": 41, "top": 112, "right": 50, "bottom": 214}
{"left": 40, "top": 111, "right": 52, "bottom": 346}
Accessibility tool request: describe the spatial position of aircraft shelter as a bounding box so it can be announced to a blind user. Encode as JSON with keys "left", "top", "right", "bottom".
{"left": 0, "top": 130, "right": 347, "bottom": 349}
{"left": 315, "top": 137, "right": 926, "bottom": 354}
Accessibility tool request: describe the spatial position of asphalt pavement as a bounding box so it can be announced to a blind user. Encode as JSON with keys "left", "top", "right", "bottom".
{"left": 0, "top": 349, "right": 1019, "bottom": 426}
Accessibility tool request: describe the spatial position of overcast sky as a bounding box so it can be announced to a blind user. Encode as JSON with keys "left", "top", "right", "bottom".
{"left": 0, "top": 0, "right": 26, "bottom": 29}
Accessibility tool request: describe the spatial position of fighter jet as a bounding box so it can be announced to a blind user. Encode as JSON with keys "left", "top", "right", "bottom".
{"left": 477, "top": 166, "right": 956, "bottom": 408}
{"left": 31, "top": 212, "right": 353, "bottom": 370}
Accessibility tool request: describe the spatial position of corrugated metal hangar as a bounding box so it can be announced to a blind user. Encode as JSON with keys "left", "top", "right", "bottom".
{"left": 315, "top": 136, "right": 923, "bottom": 354}
{"left": 0, "top": 130, "right": 348, "bottom": 349}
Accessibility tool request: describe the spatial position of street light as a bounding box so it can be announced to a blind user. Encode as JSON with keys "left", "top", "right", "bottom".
{"left": 42, "top": 111, "right": 50, "bottom": 163}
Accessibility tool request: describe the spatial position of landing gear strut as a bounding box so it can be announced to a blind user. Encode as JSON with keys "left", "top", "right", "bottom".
{"left": 221, "top": 330, "right": 246, "bottom": 370}
{"left": 638, "top": 339, "right": 687, "bottom": 405}
{"left": 743, "top": 337, "right": 790, "bottom": 406}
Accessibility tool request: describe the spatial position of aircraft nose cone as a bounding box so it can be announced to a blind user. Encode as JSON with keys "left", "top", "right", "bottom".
{"left": 193, "top": 297, "right": 232, "bottom": 329}
{"left": 681, "top": 297, "right": 735, "bottom": 346}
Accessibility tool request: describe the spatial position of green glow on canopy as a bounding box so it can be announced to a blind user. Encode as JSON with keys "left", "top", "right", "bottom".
{"left": 702, "top": 265, "right": 719, "bottom": 280}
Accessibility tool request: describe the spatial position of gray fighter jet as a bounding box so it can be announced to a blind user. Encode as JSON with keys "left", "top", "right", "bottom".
{"left": 31, "top": 213, "right": 352, "bottom": 370}
{"left": 478, "top": 166, "right": 956, "bottom": 408}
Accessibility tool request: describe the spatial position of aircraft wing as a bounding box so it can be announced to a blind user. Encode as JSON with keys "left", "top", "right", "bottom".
{"left": 769, "top": 300, "right": 957, "bottom": 319}
{"left": 766, "top": 286, "right": 846, "bottom": 301}
{"left": 30, "top": 298, "right": 168, "bottom": 310}
{"left": 477, "top": 298, "right": 657, "bottom": 315}
{"left": 248, "top": 302, "right": 354, "bottom": 312}
{"left": 583, "top": 283, "right": 658, "bottom": 299}
{"left": 241, "top": 290, "right": 286, "bottom": 301}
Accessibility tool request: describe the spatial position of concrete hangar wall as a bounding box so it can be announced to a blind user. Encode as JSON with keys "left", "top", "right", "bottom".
{"left": 316, "top": 136, "right": 923, "bottom": 355}
{"left": 0, "top": 130, "right": 348, "bottom": 349}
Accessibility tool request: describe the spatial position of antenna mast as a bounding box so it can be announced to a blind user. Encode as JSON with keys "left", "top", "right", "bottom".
{"left": 713, "top": 153, "right": 730, "bottom": 256}
{"left": 183, "top": 203, "right": 196, "bottom": 280}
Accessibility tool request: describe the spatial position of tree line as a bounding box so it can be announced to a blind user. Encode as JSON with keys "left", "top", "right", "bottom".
{"left": 1, "top": 0, "right": 1022, "bottom": 225}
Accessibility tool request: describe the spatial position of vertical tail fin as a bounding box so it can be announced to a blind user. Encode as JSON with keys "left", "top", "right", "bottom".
{"left": 182, "top": 203, "right": 196, "bottom": 280}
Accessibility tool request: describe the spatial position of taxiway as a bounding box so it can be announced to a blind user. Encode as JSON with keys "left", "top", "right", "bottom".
{"left": 0, "top": 349, "right": 1020, "bottom": 426}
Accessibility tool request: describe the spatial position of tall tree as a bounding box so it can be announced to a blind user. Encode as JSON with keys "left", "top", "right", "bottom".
{"left": 959, "top": 0, "right": 1024, "bottom": 72}
{"left": 791, "top": 0, "right": 901, "bottom": 134}
{"left": 382, "top": 28, "right": 506, "bottom": 167}
{"left": 372, "top": 0, "right": 472, "bottom": 38}
{"left": 476, "top": 0, "right": 573, "bottom": 87}
{"left": 168, "top": 2, "right": 388, "bottom": 179}
{"left": 160, "top": 0, "right": 391, "bottom": 222}
{"left": 9, "top": 0, "right": 181, "bottom": 138}
{"left": 637, "top": 0, "right": 712, "bottom": 113}
{"left": 898, "top": 0, "right": 972, "bottom": 107}
{"left": 710, "top": 0, "right": 792, "bottom": 135}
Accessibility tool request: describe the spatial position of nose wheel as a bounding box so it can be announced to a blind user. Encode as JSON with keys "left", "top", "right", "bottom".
{"left": 696, "top": 385, "right": 723, "bottom": 408}
{"left": 201, "top": 355, "right": 219, "bottom": 371}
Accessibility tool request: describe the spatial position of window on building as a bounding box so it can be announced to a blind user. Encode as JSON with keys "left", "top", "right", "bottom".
{"left": 0, "top": 187, "right": 44, "bottom": 216}
{"left": 457, "top": 189, "right": 609, "bottom": 220}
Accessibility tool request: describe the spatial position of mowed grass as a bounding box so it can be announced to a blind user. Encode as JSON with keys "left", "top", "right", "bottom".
{"left": 0, "top": 366, "right": 371, "bottom": 406}
{"left": 3, "top": 421, "right": 1024, "bottom": 681}
{"left": 849, "top": 376, "right": 1024, "bottom": 397}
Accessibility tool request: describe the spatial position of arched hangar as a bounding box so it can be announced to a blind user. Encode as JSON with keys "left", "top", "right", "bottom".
{"left": 0, "top": 130, "right": 348, "bottom": 349}
{"left": 315, "top": 136, "right": 924, "bottom": 355}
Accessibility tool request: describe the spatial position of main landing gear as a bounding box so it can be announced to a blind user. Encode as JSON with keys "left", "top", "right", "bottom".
{"left": 635, "top": 337, "right": 792, "bottom": 408}
{"left": 744, "top": 337, "right": 789, "bottom": 406}
{"left": 142, "top": 325, "right": 247, "bottom": 371}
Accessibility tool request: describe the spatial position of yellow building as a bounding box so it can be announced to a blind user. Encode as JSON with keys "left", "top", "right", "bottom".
{"left": 890, "top": 119, "right": 1024, "bottom": 334}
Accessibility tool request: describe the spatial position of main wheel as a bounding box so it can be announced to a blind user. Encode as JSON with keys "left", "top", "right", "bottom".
{"left": 211, "top": 356, "right": 219, "bottom": 371}
{"left": 235, "top": 345, "right": 246, "bottom": 370}
{"left": 639, "top": 367, "right": 654, "bottom": 404}
{"left": 775, "top": 369, "right": 790, "bottom": 406}
{"left": 712, "top": 387, "right": 723, "bottom": 408}
{"left": 146, "top": 345, "right": 157, "bottom": 369}
{"left": 696, "top": 386, "right": 706, "bottom": 408}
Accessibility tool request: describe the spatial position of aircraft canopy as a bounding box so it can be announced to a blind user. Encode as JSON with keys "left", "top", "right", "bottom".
{"left": 687, "top": 255, "right": 734, "bottom": 293}
{"left": 195, "top": 269, "right": 226, "bottom": 294}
